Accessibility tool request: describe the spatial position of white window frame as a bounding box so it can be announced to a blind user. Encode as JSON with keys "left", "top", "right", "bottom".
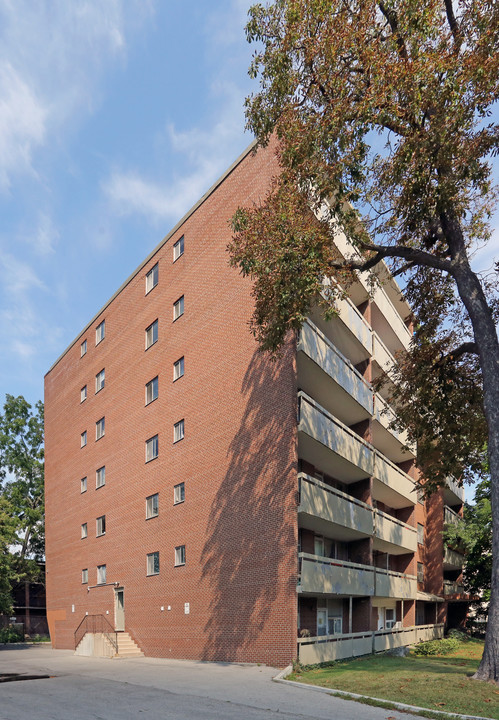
{"left": 146, "top": 493, "right": 159, "bottom": 519}
{"left": 96, "top": 515, "right": 106, "bottom": 537}
{"left": 173, "top": 296, "right": 184, "bottom": 321}
{"left": 417, "top": 523, "right": 424, "bottom": 545}
{"left": 147, "top": 552, "right": 159, "bottom": 576}
{"left": 173, "top": 235, "right": 184, "bottom": 262}
{"left": 81, "top": 523, "right": 88, "bottom": 539}
{"left": 95, "top": 368, "right": 105, "bottom": 393}
{"left": 145, "top": 319, "right": 158, "bottom": 349}
{"left": 81, "top": 385, "right": 87, "bottom": 403}
{"left": 95, "top": 320, "right": 105, "bottom": 345}
{"left": 175, "top": 545, "right": 186, "bottom": 567}
{"left": 81, "top": 339, "right": 87, "bottom": 357}
{"left": 97, "top": 564, "right": 106, "bottom": 584}
{"left": 146, "top": 435, "right": 159, "bottom": 462}
{"left": 82, "top": 568, "right": 88, "bottom": 584}
{"left": 145, "top": 263, "right": 159, "bottom": 294}
{"left": 81, "top": 431, "right": 87, "bottom": 448}
{"left": 173, "top": 357, "right": 184, "bottom": 381}
{"left": 173, "top": 420, "right": 184, "bottom": 443}
{"left": 96, "top": 417, "right": 105, "bottom": 441}
{"left": 80, "top": 476, "right": 87, "bottom": 494}
{"left": 145, "top": 376, "right": 158, "bottom": 405}
{"left": 385, "top": 608, "right": 396, "bottom": 629}
{"left": 174, "top": 482, "right": 185, "bottom": 505}
{"left": 96, "top": 466, "right": 106, "bottom": 489}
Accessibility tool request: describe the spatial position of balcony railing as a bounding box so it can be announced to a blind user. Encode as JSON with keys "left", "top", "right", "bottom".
{"left": 333, "top": 292, "right": 373, "bottom": 355}
{"left": 444, "top": 546, "right": 465, "bottom": 569}
{"left": 374, "top": 508, "right": 417, "bottom": 553}
{"left": 443, "top": 580, "right": 465, "bottom": 595}
{"left": 446, "top": 476, "right": 465, "bottom": 503}
{"left": 444, "top": 505, "right": 462, "bottom": 526}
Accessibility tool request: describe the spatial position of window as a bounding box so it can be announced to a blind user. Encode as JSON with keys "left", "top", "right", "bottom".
{"left": 145, "top": 263, "right": 159, "bottom": 293}
{"left": 97, "top": 564, "right": 106, "bottom": 584}
{"left": 96, "top": 417, "right": 105, "bottom": 440}
{"left": 96, "top": 466, "right": 106, "bottom": 489}
{"left": 81, "top": 476, "right": 87, "bottom": 493}
{"left": 385, "top": 608, "right": 396, "bottom": 629}
{"left": 82, "top": 569, "right": 88, "bottom": 584}
{"left": 175, "top": 545, "right": 186, "bottom": 566}
{"left": 81, "top": 339, "right": 87, "bottom": 357}
{"left": 145, "top": 376, "right": 158, "bottom": 405}
{"left": 145, "top": 319, "right": 158, "bottom": 349}
{"left": 147, "top": 552, "right": 159, "bottom": 576}
{"left": 417, "top": 562, "right": 424, "bottom": 583}
{"left": 173, "top": 296, "right": 184, "bottom": 321}
{"left": 417, "top": 487, "right": 425, "bottom": 505}
{"left": 96, "top": 515, "right": 106, "bottom": 536}
{"left": 146, "top": 435, "right": 159, "bottom": 462}
{"left": 146, "top": 493, "right": 159, "bottom": 519}
{"left": 95, "top": 368, "right": 105, "bottom": 393}
{"left": 96, "top": 320, "right": 105, "bottom": 345}
{"left": 80, "top": 385, "right": 87, "bottom": 403}
{"left": 81, "top": 431, "right": 87, "bottom": 448}
{"left": 81, "top": 523, "right": 88, "bottom": 539}
{"left": 174, "top": 483, "right": 185, "bottom": 505}
{"left": 173, "top": 235, "right": 184, "bottom": 262}
{"left": 417, "top": 523, "right": 424, "bottom": 545}
{"left": 173, "top": 420, "right": 184, "bottom": 443}
{"left": 173, "top": 357, "right": 184, "bottom": 381}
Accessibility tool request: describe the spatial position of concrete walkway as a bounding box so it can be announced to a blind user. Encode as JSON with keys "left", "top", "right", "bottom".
{"left": 0, "top": 644, "right": 423, "bottom": 720}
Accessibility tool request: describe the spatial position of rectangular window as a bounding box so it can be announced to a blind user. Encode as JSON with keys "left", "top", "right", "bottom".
{"left": 417, "top": 487, "right": 425, "bottom": 505}
{"left": 147, "top": 552, "right": 160, "bottom": 576}
{"left": 173, "top": 357, "right": 184, "bottom": 381}
{"left": 80, "top": 476, "right": 87, "bottom": 493}
{"left": 175, "top": 545, "right": 186, "bottom": 566}
{"left": 174, "top": 483, "right": 185, "bottom": 505}
{"left": 173, "top": 235, "right": 184, "bottom": 262}
{"left": 417, "top": 523, "right": 424, "bottom": 545}
{"left": 81, "top": 431, "right": 87, "bottom": 448}
{"left": 82, "top": 568, "right": 88, "bottom": 584}
{"left": 96, "top": 466, "right": 106, "bottom": 489}
{"left": 95, "top": 368, "right": 105, "bottom": 393}
{"left": 80, "top": 385, "right": 87, "bottom": 403}
{"left": 145, "top": 376, "right": 158, "bottom": 405}
{"left": 146, "top": 435, "right": 159, "bottom": 462}
{"left": 81, "top": 339, "right": 87, "bottom": 357}
{"left": 173, "top": 295, "right": 184, "bottom": 321}
{"left": 145, "top": 263, "right": 159, "bottom": 293}
{"left": 145, "top": 319, "right": 158, "bottom": 349}
{"left": 146, "top": 493, "right": 159, "bottom": 519}
{"left": 173, "top": 420, "right": 184, "bottom": 443}
{"left": 95, "top": 320, "right": 105, "bottom": 345}
{"left": 97, "top": 564, "right": 106, "bottom": 584}
{"left": 96, "top": 417, "right": 105, "bottom": 441}
{"left": 417, "top": 562, "right": 424, "bottom": 583}
{"left": 96, "top": 515, "right": 106, "bottom": 536}
{"left": 81, "top": 523, "right": 88, "bottom": 539}
{"left": 385, "top": 608, "right": 396, "bottom": 629}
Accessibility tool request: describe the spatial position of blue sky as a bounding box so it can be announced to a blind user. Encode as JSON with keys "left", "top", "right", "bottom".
{"left": 0, "top": 0, "right": 497, "bottom": 435}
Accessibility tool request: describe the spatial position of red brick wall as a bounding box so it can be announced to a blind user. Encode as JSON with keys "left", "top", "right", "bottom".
{"left": 45, "top": 141, "right": 299, "bottom": 667}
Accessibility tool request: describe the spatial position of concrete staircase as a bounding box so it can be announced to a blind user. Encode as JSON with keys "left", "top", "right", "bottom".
{"left": 115, "top": 632, "right": 144, "bottom": 658}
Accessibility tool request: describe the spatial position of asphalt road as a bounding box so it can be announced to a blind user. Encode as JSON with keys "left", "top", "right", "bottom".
{"left": 0, "top": 644, "right": 423, "bottom": 720}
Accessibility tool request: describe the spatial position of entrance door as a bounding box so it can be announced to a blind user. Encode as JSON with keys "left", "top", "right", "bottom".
{"left": 115, "top": 588, "right": 125, "bottom": 631}
{"left": 317, "top": 609, "right": 327, "bottom": 636}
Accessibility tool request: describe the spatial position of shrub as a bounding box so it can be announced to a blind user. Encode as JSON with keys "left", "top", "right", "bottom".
{"left": 413, "top": 637, "right": 459, "bottom": 656}
{"left": 0, "top": 626, "right": 23, "bottom": 643}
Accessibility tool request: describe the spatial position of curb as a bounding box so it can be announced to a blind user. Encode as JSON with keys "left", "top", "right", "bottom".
{"left": 272, "top": 674, "right": 492, "bottom": 720}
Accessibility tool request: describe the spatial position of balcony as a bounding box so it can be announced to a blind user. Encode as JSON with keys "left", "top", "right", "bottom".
{"left": 372, "top": 392, "right": 415, "bottom": 462}
{"left": 373, "top": 509, "right": 417, "bottom": 554}
{"left": 443, "top": 580, "right": 465, "bottom": 595}
{"left": 444, "top": 505, "right": 462, "bottom": 527}
{"left": 443, "top": 546, "right": 465, "bottom": 570}
{"left": 313, "top": 289, "right": 372, "bottom": 363}
{"left": 298, "top": 474, "right": 373, "bottom": 539}
{"left": 371, "top": 286, "right": 413, "bottom": 355}
{"left": 298, "top": 320, "right": 373, "bottom": 424}
{"left": 298, "top": 553, "right": 416, "bottom": 599}
{"left": 443, "top": 477, "right": 465, "bottom": 506}
{"left": 372, "top": 449, "right": 416, "bottom": 508}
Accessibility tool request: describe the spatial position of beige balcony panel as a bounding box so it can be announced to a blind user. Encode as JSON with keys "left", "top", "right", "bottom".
{"left": 373, "top": 394, "right": 415, "bottom": 455}
{"left": 299, "top": 321, "right": 373, "bottom": 415}
{"left": 443, "top": 477, "right": 465, "bottom": 506}
{"left": 298, "top": 394, "right": 374, "bottom": 477}
{"left": 375, "top": 569, "right": 416, "bottom": 599}
{"left": 443, "top": 580, "right": 464, "bottom": 595}
{"left": 372, "top": 333, "right": 397, "bottom": 377}
{"left": 299, "top": 474, "right": 374, "bottom": 538}
{"left": 373, "top": 452, "right": 416, "bottom": 506}
{"left": 444, "top": 546, "right": 464, "bottom": 569}
{"left": 372, "top": 286, "right": 412, "bottom": 351}
{"left": 299, "top": 554, "right": 375, "bottom": 596}
{"left": 415, "top": 624, "right": 444, "bottom": 642}
{"left": 444, "top": 506, "right": 462, "bottom": 526}
{"left": 374, "top": 627, "right": 416, "bottom": 652}
{"left": 374, "top": 510, "right": 417, "bottom": 553}
{"left": 298, "top": 633, "right": 372, "bottom": 664}
{"left": 334, "top": 294, "right": 373, "bottom": 355}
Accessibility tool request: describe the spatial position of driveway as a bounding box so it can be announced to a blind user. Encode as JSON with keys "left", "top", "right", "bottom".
{"left": 0, "top": 644, "right": 422, "bottom": 720}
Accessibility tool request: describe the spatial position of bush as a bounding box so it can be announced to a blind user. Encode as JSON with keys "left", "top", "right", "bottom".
{"left": 413, "top": 637, "right": 459, "bottom": 656}
{"left": 447, "top": 629, "right": 469, "bottom": 642}
{"left": 0, "top": 626, "right": 23, "bottom": 643}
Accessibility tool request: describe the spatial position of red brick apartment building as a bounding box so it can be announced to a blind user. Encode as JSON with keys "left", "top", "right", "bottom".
{"left": 44, "top": 141, "right": 468, "bottom": 666}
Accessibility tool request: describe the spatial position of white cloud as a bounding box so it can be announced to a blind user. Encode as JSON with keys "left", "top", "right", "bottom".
{"left": 0, "top": 253, "right": 46, "bottom": 295}
{"left": 31, "top": 214, "right": 59, "bottom": 256}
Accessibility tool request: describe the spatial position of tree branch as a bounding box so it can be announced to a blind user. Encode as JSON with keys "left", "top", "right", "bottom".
{"left": 444, "top": 0, "right": 462, "bottom": 47}
{"left": 327, "top": 240, "right": 453, "bottom": 274}
{"left": 436, "top": 341, "right": 479, "bottom": 366}
{"left": 378, "top": 2, "right": 408, "bottom": 60}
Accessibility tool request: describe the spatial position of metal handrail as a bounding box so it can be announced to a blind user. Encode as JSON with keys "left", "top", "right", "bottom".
{"left": 74, "top": 614, "right": 118, "bottom": 654}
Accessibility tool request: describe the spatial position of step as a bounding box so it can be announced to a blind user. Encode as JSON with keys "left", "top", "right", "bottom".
{"left": 115, "top": 631, "right": 144, "bottom": 658}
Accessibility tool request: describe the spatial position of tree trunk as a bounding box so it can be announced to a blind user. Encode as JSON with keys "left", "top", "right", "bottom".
{"left": 452, "top": 263, "right": 499, "bottom": 684}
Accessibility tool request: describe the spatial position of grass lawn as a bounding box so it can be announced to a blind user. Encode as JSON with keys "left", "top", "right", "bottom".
{"left": 288, "top": 639, "right": 499, "bottom": 719}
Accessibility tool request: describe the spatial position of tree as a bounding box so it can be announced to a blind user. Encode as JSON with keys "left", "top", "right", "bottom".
{"left": 229, "top": 0, "right": 499, "bottom": 681}
{"left": 0, "top": 395, "right": 45, "bottom": 609}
